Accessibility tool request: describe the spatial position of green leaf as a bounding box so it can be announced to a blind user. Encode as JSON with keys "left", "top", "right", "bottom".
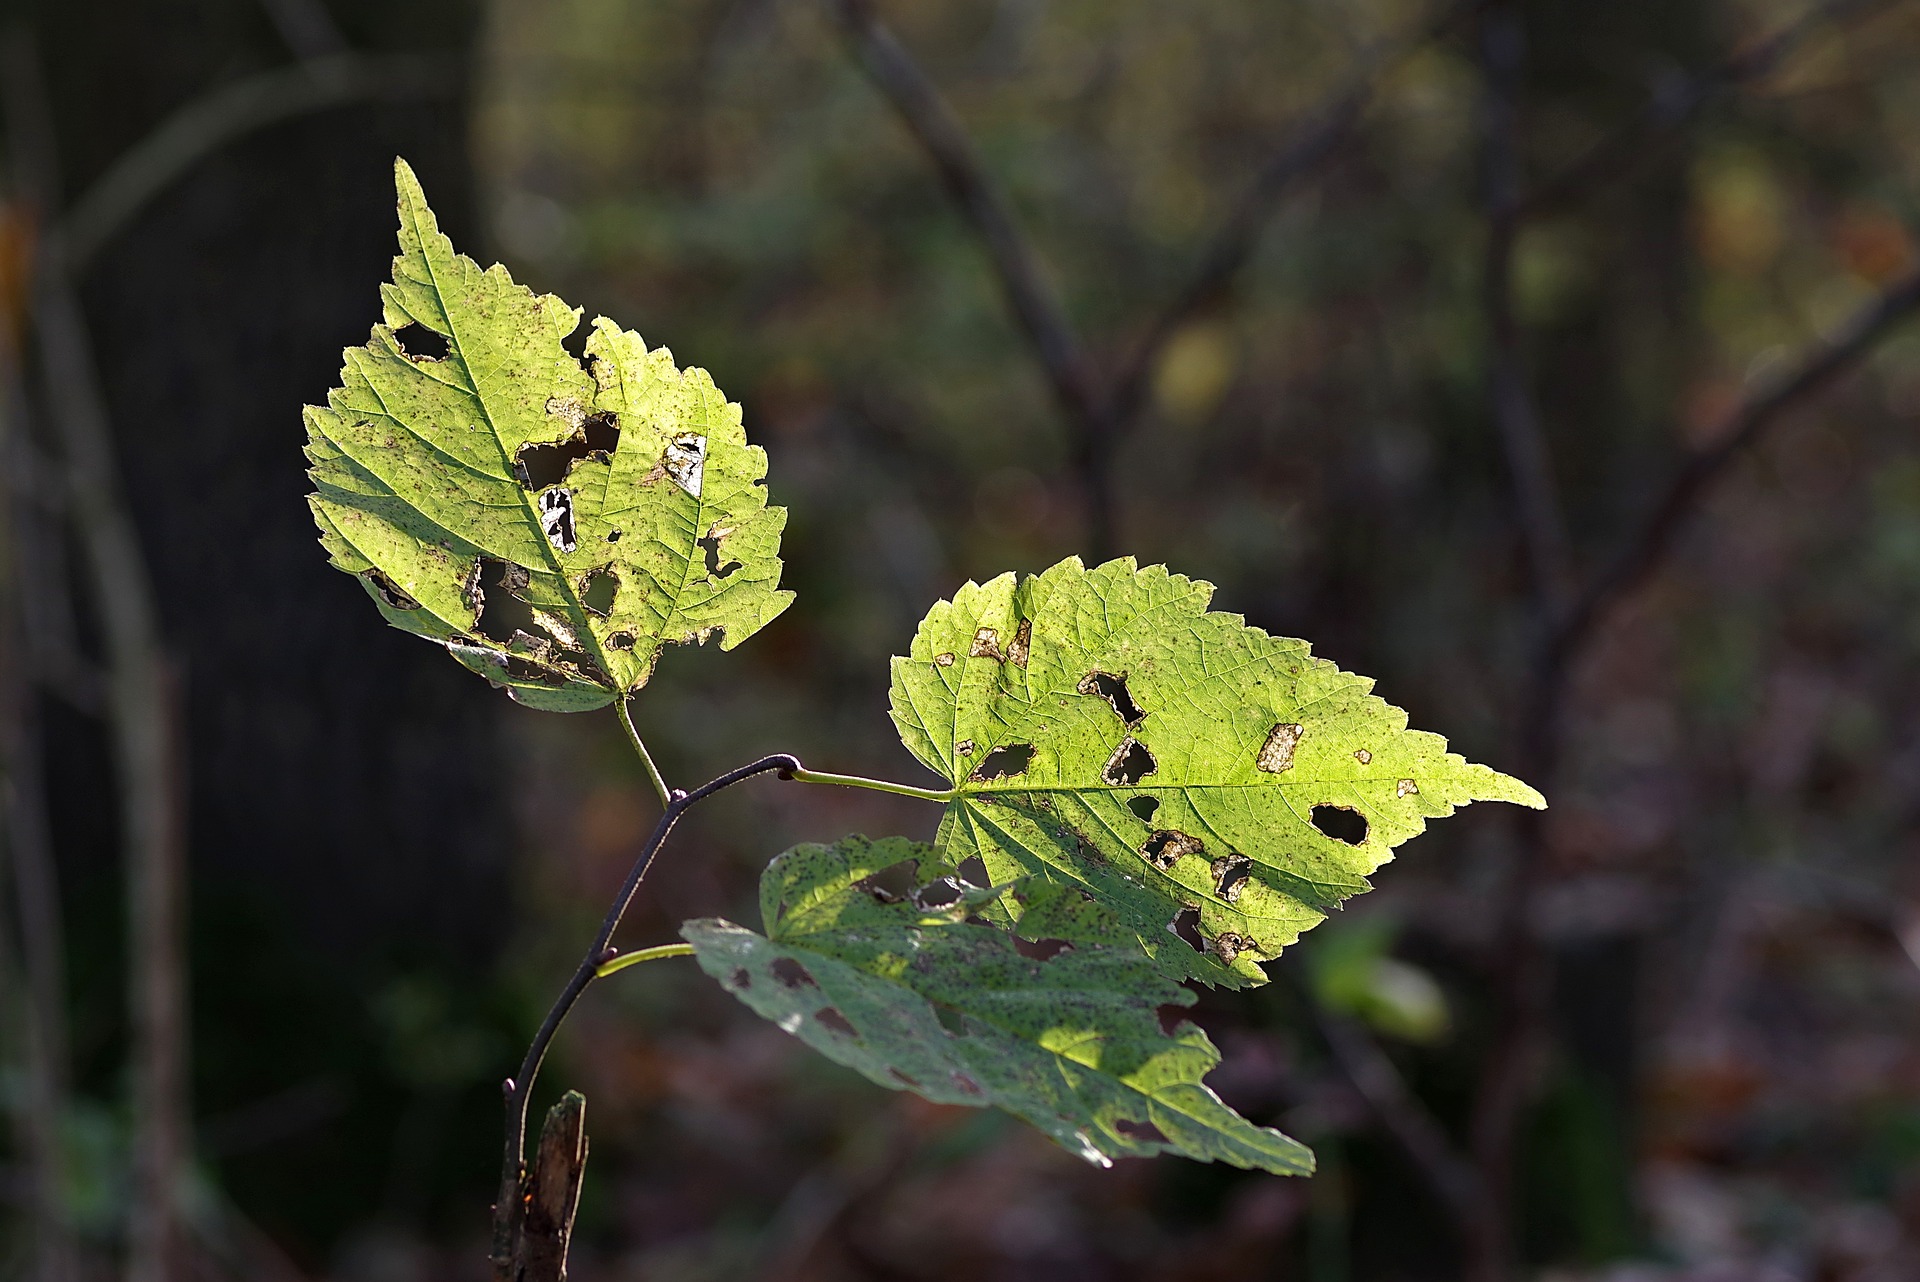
{"left": 889, "top": 557, "right": 1544, "bottom": 988}
{"left": 305, "top": 159, "right": 792, "bottom": 710}
{"left": 681, "top": 836, "right": 1313, "bottom": 1175}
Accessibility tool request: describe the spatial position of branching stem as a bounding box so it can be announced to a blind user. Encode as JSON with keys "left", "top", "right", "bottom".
{"left": 594, "top": 942, "right": 695, "bottom": 977}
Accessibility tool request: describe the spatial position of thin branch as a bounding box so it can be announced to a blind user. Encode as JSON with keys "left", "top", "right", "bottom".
{"left": 820, "top": 0, "right": 1115, "bottom": 551}
{"left": 60, "top": 52, "right": 455, "bottom": 275}
{"left": 1480, "top": 0, "right": 1572, "bottom": 610}
{"left": 492, "top": 752, "right": 801, "bottom": 1280}
{"left": 1105, "top": 0, "right": 1487, "bottom": 435}
{"left": 1313, "top": 1003, "right": 1482, "bottom": 1230}
{"left": 2, "top": 31, "right": 192, "bottom": 1282}
{"left": 1517, "top": 0, "right": 1888, "bottom": 220}
{"left": 1548, "top": 261, "right": 1920, "bottom": 672}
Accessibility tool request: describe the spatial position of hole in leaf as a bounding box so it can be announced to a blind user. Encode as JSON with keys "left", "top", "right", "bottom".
{"left": 607, "top": 528, "right": 623, "bottom": 543}
{"left": 363, "top": 569, "right": 420, "bottom": 611}
{"left": 957, "top": 856, "right": 991, "bottom": 887}
{"left": 1077, "top": 671, "right": 1145, "bottom": 726}
{"left": 771, "top": 958, "right": 816, "bottom": 989}
{"left": 1126, "top": 795, "right": 1159, "bottom": 822}
{"left": 727, "top": 968, "right": 751, "bottom": 991}
{"left": 815, "top": 1007, "right": 857, "bottom": 1038}
{"left": 856, "top": 861, "right": 917, "bottom": 904}
{"left": 1102, "top": 737, "right": 1157, "bottom": 787}
{"left": 515, "top": 412, "right": 620, "bottom": 490}
{"left": 1141, "top": 829, "right": 1205, "bottom": 871}
{"left": 1257, "top": 722, "right": 1304, "bottom": 774}
{"left": 1013, "top": 936, "right": 1073, "bottom": 962}
{"left": 1168, "top": 905, "right": 1205, "bottom": 952}
{"left": 1311, "top": 805, "right": 1368, "bottom": 845}
{"left": 913, "top": 877, "right": 964, "bottom": 910}
{"left": 538, "top": 488, "right": 576, "bottom": 552}
{"left": 473, "top": 559, "right": 538, "bottom": 646}
{"left": 969, "top": 742, "right": 1034, "bottom": 782}
{"left": 1114, "top": 1118, "right": 1168, "bottom": 1144}
{"left": 1211, "top": 854, "right": 1252, "bottom": 903}
{"left": 698, "top": 527, "right": 742, "bottom": 579}
{"left": 933, "top": 1004, "right": 967, "bottom": 1036}
{"left": 393, "top": 323, "right": 448, "bottom": 361}
{"left": 505, "top": 656, "right": 567, "bottom": 686}
{"left": 657, "top": 434, "right": 707, "bottom": 497}
{"left": 607, "top": 631, "right": 634, "bottom": 651}
{"left": 580, "top": 566, "right": 617, "bottom": 617}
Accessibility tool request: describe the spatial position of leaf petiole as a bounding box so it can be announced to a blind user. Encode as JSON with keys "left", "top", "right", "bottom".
{"left": 595, "top": 943, "right": 696, "bottom": 977}
{"left": 617, "top": 695, "right": 673, "bottom": 810}
{"left": 782, "top": 767, "right": 955, "bottom": 804}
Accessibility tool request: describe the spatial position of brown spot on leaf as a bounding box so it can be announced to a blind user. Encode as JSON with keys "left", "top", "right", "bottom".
{"left": 815, "top": 1007, "right": 857, "bottom": 1038}
{"left": 1257, "top": 722, "right": 1304, "bottom": 773}
{"left": 956, "top": 739, "right": 975, "bottom": 757}
{"left": 771, "top": 958, "right": 816, "bottom": 989}
{"left": 950, "top": 1071, "right": 985, "bottom": 1098}
{"left": 1354, "top": 749, "right": 1372, "bottom": 764}
{"left": 727, "top": 968, "right": 751, "bottom": 991}
{"left": 1397, "top": 777, "right": 1419, "bottom": 798}
{"left": 934, "top": 651, "right": 956, "bottom": 668}
{"left": 1210, "top": 932, "right": 1254, "bottom": 965}
{"left": 1006, "top": 618, "right": 1032, "bottom": 667}
{"left": 969, "top": 627, "right": 1003, "bottom": 660}
{"left": 888, "top": 1068, "right": 922, "bottom": 1089}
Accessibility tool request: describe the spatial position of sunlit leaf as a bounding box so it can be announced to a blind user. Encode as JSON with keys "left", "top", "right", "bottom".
{"left": 682, "top": 835, "right": 1313, "bottom": 1174}
{"left": 305, "top": 159, "right": 792, "bottom": 711}
{"left": 890, "top": 557, "right": 1544, "bottom": 987}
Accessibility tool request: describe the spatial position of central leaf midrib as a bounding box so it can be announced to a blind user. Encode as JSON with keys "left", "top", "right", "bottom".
{"left": 406, "top": 197, "right": 612, "bottom": 688}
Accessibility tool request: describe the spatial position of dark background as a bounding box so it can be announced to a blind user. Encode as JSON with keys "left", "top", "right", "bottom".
{"left": 4, "top": 0, "right": 1920, "bottom": 1279}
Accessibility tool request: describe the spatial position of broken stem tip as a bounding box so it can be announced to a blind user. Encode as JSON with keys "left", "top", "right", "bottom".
{"left": 783, "top": 767, "right": 956, "bottom": 804}
{"left": 594, "top": 943, "right": 696, "bottom": 977}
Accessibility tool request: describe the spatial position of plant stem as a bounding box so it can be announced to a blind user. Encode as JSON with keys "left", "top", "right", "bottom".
{"left": 491, "top": 752, "right": 799, "bottom": 1279}
{"left": 783, "top": 766, "right": 955, "bottom": 803}
{"left": 616, "top": 695, "right": 672, "bottom": 810}
{"left": 594, "top": 942, "right": 695, "bottom": 977}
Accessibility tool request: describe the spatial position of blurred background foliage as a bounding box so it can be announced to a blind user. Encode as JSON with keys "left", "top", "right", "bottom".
{"left": 6, "top": 0, "right": 1920, "bottom": 1279}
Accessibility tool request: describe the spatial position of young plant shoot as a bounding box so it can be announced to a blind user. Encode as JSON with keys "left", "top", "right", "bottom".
{"left": 305, "top": 160, "right": 1545, "bottom": 1280}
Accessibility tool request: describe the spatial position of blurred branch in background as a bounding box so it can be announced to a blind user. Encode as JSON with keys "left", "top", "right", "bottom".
{"left": 824, "top": 0, "right": 1481, "bottom": 560}
{"left": 3, "top": 28, "right": 192, "bottom": 1282}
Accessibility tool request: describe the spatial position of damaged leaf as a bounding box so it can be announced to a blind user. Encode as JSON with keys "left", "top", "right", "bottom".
{"left": 681, "top": 836, "right": 1313, "bottom": 1175}
{"left": 890, "top": 557, "right": 1544, "bottom": 987}
{"left": 305, "top": 159, "right": 793, "bottom": 710}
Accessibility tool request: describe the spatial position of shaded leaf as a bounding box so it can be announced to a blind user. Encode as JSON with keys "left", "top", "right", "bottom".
{"left": 890, "top": 557, "right": 1544, "bottom": 987}
{"left": 306, "top": 159, "right": 791, "bottom": 710}
{"left": 682, "top": 836, "right": 1313, "bottom": 1174}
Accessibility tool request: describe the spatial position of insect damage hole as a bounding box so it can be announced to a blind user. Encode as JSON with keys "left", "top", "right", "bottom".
{"left": 1257, "top": 722, "right": 1304, "bottom": 774}
{"left": 1102, "top": 737, "right": 1157, "bottom": 787}
{"left": 363, "top": 569, "right": 420, "bottom": 611}
{"left": 1114, "top": 1118, "right": 1168, "bottom": 1144}
{"left": 1211, "top": 854, "right": 1252, "bottom": 903}
{"left": 1168, "top": 905, "right": 1206, "bottom": 952}
{"left": 770, "top": 958, "right": 816, "bottom": 989}
{"left": 1013, "top": 936, "right": 1074, "bottom": 962}
{"left": 698, "top": 526, "right": 742, "bottom": 579}
{"left": 1141, "top": 829, "right": 1204, "bottom": 871}
{"left": 393, "top": 323, "right": 448, "bottom": 362}
{"left": 1127, "top": 795, "right": 1160, "bottom": 822}
{"left": 515, "top": 412, "right": 620, "bottom": 490}
{"left": 1311, "top": 805, "right": 1369, "bottom": 845}
{"left": 471, "top": 558, "right": 539, "bottom": 646}
{"left": 580, "top": 566, "right": 618, "bottom": 617}
{"left": 1077, "top": 671, "right": 1145, "bottom": 726}
{"left": 538, "top": 488, "right": 576, "bottom": 552}
{"left": 969, "top": 742, "right": 1034, "bottom": 782}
